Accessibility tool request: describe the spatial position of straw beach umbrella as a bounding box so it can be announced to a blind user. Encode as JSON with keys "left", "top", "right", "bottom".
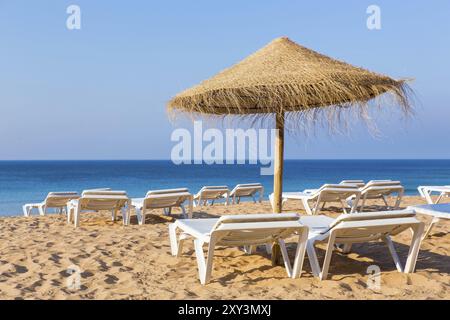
{"left": 167, "top": 37, "right": 412, "bottom": 213}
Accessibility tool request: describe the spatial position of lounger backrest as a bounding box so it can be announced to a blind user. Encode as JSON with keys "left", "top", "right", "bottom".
{"left": 326, "top": 210, "right": 419, "bottom": 241}
{"left": 362, "top": 180, "right": 400, "bottom": 188}
{"left": 146, "top": 188, "right": 189, "bottom": 196}
{"left": 234, "top": 183, "right": 262, "bottom": 188}
{"left": 231, "top": 183, "right": 263, "bottom": 196}
{"left": 45, "top": 192, "right": 80, "bottom": 206}
{"left": 313, "top": 184, "right": 360, "bottom": 201}
{"left": 197, "top": 186, "right": 229, "bottom": 199}
{"left": 82, "top": 190, "right": 126, "bottom": 196}
{"left": 79, "top": 190, "right": 128, "bottom": 210}
{"left": 143, "top": 191, "right": 191, "bottom": 209}
{"left": 211, "top": 213, "right": 305, "bottom": 246}
{"left": 82, "top": 188, "right": 112, "bottom": 193}
{"left": 360, "top": 181, "right": 404, "bottom": 197}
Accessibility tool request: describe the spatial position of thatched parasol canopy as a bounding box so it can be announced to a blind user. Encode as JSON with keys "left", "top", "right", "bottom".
{"left": 168, "top": 37, "right": 411, "bottom": 117}
{"left": 167, "top": 37, "right": 413, "bottom": 212}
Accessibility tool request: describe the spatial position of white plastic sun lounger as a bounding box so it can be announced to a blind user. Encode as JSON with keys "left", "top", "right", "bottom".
{"left": 169, "top": 213, "right": 309, "bottom": 285}
{"left": 348, "top": 180, "right": 404, "bottom": 211}
{"left": 229, "top": 183, "right": 264, "bottom": 204}
{"left": 67, "top": 190, "right": 130, "bottom": 227}
{"left": 193, "top": 186, "right": 230, "bottom": 207}
{"left": 299, "top": 210, "right": 424, "bottom": 280}
{"left": 130, "top": 188, "right": 193, "bottom": 225}
{"left": 417, "top": 185, "right": 450, "bottom": 204}
{"left": 408, "top": 203, "right": 450, "bottom": 239}
{"left": 23, "top": 192, "right": 80, "bottom": 216}
{"left": 270, "top": 184, "right": 361, "bottom": 215}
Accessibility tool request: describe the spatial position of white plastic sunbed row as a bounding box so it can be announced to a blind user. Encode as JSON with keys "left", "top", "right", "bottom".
{"left": 169, "top": 210, "right": 424, "bottom": 285}
{"left": 193, "top": 183, "right": 264, "bottom": 206}
{"left": 22, "top": 183, "right": 264, "bottom": 227}
{"left": 269, "top": 180, "right": 404, "bottom": 215}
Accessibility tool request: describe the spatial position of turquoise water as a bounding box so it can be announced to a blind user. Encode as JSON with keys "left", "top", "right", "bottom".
{"left": 1, "top": 160, "right": 450, "bottom": 216}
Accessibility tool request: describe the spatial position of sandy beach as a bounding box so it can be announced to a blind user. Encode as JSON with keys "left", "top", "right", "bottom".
{"left": 0, "top": 196, "right": 448, "bottom": 300}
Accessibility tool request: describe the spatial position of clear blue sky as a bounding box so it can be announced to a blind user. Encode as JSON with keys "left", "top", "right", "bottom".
{"left": 0, "top": 0, "right": 449, "bottom": 160}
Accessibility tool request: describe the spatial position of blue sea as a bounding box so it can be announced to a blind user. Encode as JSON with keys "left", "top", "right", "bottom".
{"left": 1, "top": 160, "right": 450, "bottom": 216}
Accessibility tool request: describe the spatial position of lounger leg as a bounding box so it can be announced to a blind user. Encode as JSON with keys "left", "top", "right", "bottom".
{"left": 341, "top": 244, "right": 352, "bottom": 254}
{"left": 188, "top": 197, "right": 193, "bottom": 218}
{"left": 350, "top": 194, "right": 361, "bottom": 213}
{"left": 359, "top": 197, "right": 367, "bottom": 212}
{"left": 382, "top": 195, "right": 390, "bottom": 208}
{"left": 278, "top": 239, "right": 293, "bottom": 277}
{"left": 194, "top": 239, "right": 207, "bottom": 284}
{"left": 180, "top": 205, "right": 187, "bottom": 219}
{"left": 126, "top": 203, "right": 131, "bottom": 225}
{"left": 291, "top": 230, "right": 308, "bottom": 278}
{"left": 404, "top": 223, "right": 425, "bottom": 273}
{"left": 67, "top": 205, "right": 73, "bottom": 224}
{"left": 265, "top": 243, "right": 272, "bottom": 255}
{"left": 74, "top": 206, "right": 81, "bottom": 228}
{"left": 163, "top": 207, "right": 172, "bottom": 216}
{"left": 135, "top": 207, "right": 142, "bottom": 225}
{"left": 225, "top": 192, "right": 229, "bottom": 206}
{"left": 320, "top": 232, "right": 337, "bottom": 280}
{"left": 194, "top": 239, "right": 215, "bottom": 285}
{"left": 121, "top": 206, "right": 130, "bottom": 226}
{"left": 312, "top": 198, "right": 322, "bottom": 215}
{"left": 111, "top": 209, "right": 117, "bottom": 221}
{"left": 38, "top": 205, "right": 46, "bottom": 216}
{"left": 394, "top": 191, "right": 403, "bottom": 208}
{"left": 306, "top": 241, "right": 321, "bottom": 277}
{"left": 383, "top": 236, "right": 403, "bottom": 272}
{"left": 346, "top": 197, "right": 354, "bottom": 210}
{"left": 422, "top": 217, "right": 440, "bottom": 239}
{"left": 23, "top": 205, "right": 31, "bottom": 217}
{"left": 339, "top": 200, "right": 348, "bottom": 214}
{"left": 268, "top": 194, "right": 274, "bottom": 210}
{"left": 169, "top": 223, "right": 179, "bottom": 256}
{"left": 176, "top": 235, "right": 189, "bottom": 257}
{"left": 424, "top": 190, "right": 434, "bottom": 204}
{"left": 301, "top": 199, "right": 313, "bottom": 215}
{"left": 243, "top": 245, "right": 255, "bottom": 254}
{"left": 436, "top": 193, "right": 444, "bottom": 204}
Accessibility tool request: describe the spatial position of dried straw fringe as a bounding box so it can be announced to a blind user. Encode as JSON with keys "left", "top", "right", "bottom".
{"left": 167, "top": 80, "right": 414, "bottom": 137}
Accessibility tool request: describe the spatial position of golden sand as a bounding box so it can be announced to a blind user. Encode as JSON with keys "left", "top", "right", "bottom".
{"left": 0, "top": 196, "right": 448, "bottom": 299}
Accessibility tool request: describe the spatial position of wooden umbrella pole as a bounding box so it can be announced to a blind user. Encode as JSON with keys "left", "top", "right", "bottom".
{"left": 273, "top": 112, "right": 284, "bottom": 213}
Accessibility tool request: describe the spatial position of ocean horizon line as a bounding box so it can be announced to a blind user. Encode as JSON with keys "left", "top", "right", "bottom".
{"left": 1, "top": 158, "right": 450, "bottom": 162}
